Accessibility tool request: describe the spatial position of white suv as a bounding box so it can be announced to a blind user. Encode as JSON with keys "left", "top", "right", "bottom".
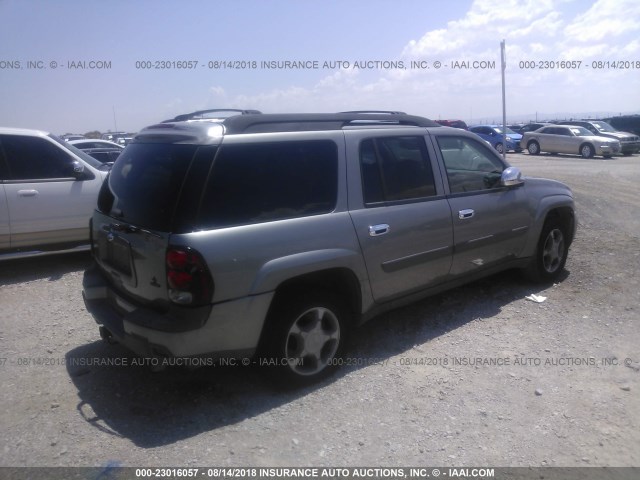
{"left": 0, "top": 127, "right": 109, "bottom": 259}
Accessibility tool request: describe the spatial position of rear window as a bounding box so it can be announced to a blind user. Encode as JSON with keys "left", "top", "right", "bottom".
{"left": 196, "top": 140, "right": 338, "bottom": 228}
{"left": 98, "top": 143, "right": 204, "bottom": 231}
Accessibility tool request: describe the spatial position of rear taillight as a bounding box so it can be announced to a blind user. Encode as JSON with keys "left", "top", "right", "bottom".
{"left": 166, "top": 247, "right": 213, "bottom": 306}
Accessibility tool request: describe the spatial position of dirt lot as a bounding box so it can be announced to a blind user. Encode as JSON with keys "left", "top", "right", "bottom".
{"left": 1, "top": 152, "right": 638, "bottom": 468}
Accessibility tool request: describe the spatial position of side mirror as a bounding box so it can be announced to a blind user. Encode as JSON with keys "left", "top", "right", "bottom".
{"left": 501, "top": 166, "right": 524, "bottom": 187}
{"left": 71, "top": 161, "right": 85, "bottom": 179}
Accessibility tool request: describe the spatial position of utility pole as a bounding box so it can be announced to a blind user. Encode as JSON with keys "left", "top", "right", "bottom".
{"left": 500, "top": 39, "right": 507, "bottom": 162}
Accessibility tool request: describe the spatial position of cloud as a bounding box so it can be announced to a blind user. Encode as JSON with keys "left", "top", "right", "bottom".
{"left": 206, "top": 0, "right": 639, "bottom": 121}
{"left": 564, "top": 0, "right": 640, "bottom": 42}
{"left": 402, "top": 0, "right": 558, "bottom": 58}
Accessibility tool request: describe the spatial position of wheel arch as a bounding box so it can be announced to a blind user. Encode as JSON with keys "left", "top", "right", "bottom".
{"left": 522, "top": 206, "right": 575, "bottom": 282}
{"left": 543, "top": 206, "right": 576, "bottom": 247}
{"left": 255, "top": 267, "right": 363, "bottom": 363}
{"left": 523, "top": 201, "right": 576, "bottom": 258}
{"left": 267, "top": 267, "right": 363, "bottom": 320}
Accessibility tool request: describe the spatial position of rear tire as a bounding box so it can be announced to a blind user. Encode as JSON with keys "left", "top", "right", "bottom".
{"left": 263, "top": 291, "right": 349, "bottom": 386}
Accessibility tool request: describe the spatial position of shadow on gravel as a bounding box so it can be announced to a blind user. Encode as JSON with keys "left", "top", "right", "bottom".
{"left": 65, "top": 269, "right": 561, "bottom": 448}
{"left": 0, "top": 251, "right": 91, "bottom": 286}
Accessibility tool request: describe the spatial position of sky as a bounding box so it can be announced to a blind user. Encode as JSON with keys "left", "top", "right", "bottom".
{"left": 1, "top": 0, "right": 639, "bottom": 135}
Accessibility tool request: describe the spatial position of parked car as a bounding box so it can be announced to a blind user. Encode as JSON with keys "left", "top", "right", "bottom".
{"left": 558, "top": 120, "right": 639, "bottom": 156}
{"left": 0, "top": 127, "right": 108, "bottom": 259}
{"left": 468, "top": 125, "right": 522, "bottom": 154}
{"left": 507, "top": 124, "right": 525, "bottom": 135}
{"left": 83, "top": 110, "right": 576, "bottom": 385}
{"left": 101, "top": 132, "right": 127, "bottom": 141}
{"left": 606, "top": 115, "right": 640, "bottom": 137}
{"left": 79, "top": 148, "right": 122, "bottom": 168}
{"left": 69, "top": 139, "right": 125, "bottom": 151}
{"left": 521, "top": 125, "right": 621, "bottom": 158}
{"left": 435, "top": 119, "right": 468, "bottom": 130}
{"left": 516, "top": 123, "right": 552, "bottom": 136}
{"left": 61, "top": 134, "right": 86, "bottom": 142}
{"left": 70, "top": 139, "right": 123, "bottom": 168}
{"left": 101, "top": 133, "right": 135, "bottom": 146}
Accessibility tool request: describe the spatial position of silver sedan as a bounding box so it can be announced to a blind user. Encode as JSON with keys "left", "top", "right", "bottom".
{"left": 521, "top": 125, "right": 621, "bottom": 158}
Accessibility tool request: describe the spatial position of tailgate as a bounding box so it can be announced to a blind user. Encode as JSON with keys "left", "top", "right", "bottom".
{"left": 92, "top": 211, "right": 171, "bottom": 306}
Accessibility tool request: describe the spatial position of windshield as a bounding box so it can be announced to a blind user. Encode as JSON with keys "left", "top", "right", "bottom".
{"left": 570, "top": 127, "right": 593, "bottom": 136}
{"left": 493, "top": 127, "right": 519, "bottom": 135}
{"left": 49, "top": 134, "right": 104, "bottom": 169}
{"left": 591, "top": 121, "right": 616, "bottom": 133}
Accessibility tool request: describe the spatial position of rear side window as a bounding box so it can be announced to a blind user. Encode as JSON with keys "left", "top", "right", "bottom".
{"left": 98, "top": 143, "right": 202, "bottom": 231}
{"left": 360, "top": 136, "right": 437, "bottom": 204}
{"left": 197, "top": 140, "right": 338, "bottom": 228}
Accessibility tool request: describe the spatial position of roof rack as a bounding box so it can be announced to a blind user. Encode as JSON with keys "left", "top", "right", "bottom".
{"left": 162, "top": 109, "right": 262, "bottom": 123}
{"left": 221, "top": 113, "right": 439, "bottom": 134}
{"left": 338, "top": 110, "right": 408, "bottom": 115}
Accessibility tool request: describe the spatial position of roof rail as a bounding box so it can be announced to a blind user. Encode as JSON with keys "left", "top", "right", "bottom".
{"left": 163, "top": 109, "right": 262, "bottom": 123}
{"left": 221, "top": 113, "right": 439, "bottom": 134}
{"left": 338, "top": 110, "right": 407, "bottom": 115}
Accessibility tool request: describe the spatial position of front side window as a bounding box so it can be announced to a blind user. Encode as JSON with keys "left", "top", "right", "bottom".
{"left": 359, "top": 136, "right": 436, "bottom": 204}
{"left": 436, "top": 136, "right": 505, "bottom": 194}
{"left": 197, "top": 140, "right": 338, "bottom": 228}
{"left": 0, "top": 135, "right": 77, "bottom": 180}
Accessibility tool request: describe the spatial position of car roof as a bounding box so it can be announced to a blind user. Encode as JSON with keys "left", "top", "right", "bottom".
{"left": 0, "top": 126, "right": 51, "bottom": 137}
{"left": 70, "top": 139, "right": 123, "bottom": 148}
{"left": 135, "top": 112, "right": 442, "bottom": 144}
{"left": 80, "top": 146, "right": 123, "bottom": 151}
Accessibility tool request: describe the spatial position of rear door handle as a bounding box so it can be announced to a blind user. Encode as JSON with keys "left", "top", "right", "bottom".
{"left": 369, "top": 224, "right": 390, "bottom": 236}
{"left": 18, "top": 190, "right": 39, "bottom": 197}
{"left": 458, "top": 209, "right": 474, "bottom": 219}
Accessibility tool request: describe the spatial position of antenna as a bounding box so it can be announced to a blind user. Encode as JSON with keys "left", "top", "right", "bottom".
{"left": 112, "top": 106, "right": 118, "bottom": 132}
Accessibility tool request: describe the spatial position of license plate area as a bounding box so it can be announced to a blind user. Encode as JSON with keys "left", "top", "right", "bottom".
{"left": 98, "top": 231, "right": 135, "bottom": 279}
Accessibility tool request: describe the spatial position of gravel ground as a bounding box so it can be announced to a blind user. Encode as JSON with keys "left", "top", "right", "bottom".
{"left": 1, "top": 152, "right": 638, "bottom": 468}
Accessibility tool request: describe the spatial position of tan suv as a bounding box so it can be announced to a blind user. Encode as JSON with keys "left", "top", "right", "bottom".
{"left": 83, "top": 110, "right": 576, "bottom": 385}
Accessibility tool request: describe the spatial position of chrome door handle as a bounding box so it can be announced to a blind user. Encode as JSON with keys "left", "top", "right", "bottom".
{"left": 369, "top": 224, "right": 390, "bottom": 236}
{"left": 18, "top": 190, "right": 39, "bottom": 197}
{"left": 459, "top": 209, "right": 474, "bottom": 219}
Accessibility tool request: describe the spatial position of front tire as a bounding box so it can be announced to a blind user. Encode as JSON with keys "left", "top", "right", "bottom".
{"left": 264, "top": 291, "right": 349, "bottom": 386}
{"left": 580, "top": 143, "right": 595, "bottom": 158}
{"left": 527, "top": 141, "right": 540, "bottom": 155}
{"left": 495, "top": 142, "right": 505, "bottom": 154}
{"left": 524, "top": 219, "right": 569, "bottom": 283}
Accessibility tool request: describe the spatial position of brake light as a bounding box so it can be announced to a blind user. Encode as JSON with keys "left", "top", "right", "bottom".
{"left": 166, "top": 247, "right": 213, "bottom": 306}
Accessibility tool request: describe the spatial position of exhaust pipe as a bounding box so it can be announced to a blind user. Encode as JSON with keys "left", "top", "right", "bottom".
{"left": 99, "top": 326, "right": 118, "bottom": 345}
